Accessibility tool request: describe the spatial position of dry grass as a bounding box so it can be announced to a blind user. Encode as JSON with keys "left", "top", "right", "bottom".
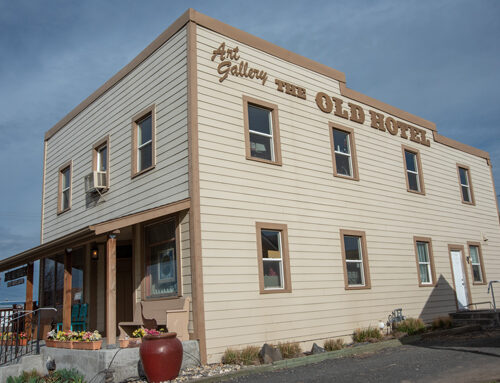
{"left": 277, "top": 341, "right": 302, "bottom": 359}
{"left": 221, "top": 348, "right": 240, "bottom": 365}
{"left": 353, "top": 327, "right": 383, "bottom": 343}
{"left": 396, "top": 318, "right": 426, "bottom": 335}
{"left": 432, "top": 316, "right": 453, "bottom": 330}
{"left": 323, "top": 338, "right": 345, "bottom": 351}
{"left": 239, "top": 346, "right": 261, "bottom": 365}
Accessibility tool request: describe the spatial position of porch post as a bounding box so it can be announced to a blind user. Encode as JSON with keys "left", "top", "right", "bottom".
{"left": 25, "top": 262, "right": 34, "bottom": 337}
{"left": 63, "top": 248, "right": 72, "bottom": 331}
{"left": 106, "top": 233, "right": 117, "bottom": 347}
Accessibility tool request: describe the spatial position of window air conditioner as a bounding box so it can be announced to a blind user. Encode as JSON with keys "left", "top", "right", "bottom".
{"left": 93, "top": 171, "right": 107, "bottom": 189}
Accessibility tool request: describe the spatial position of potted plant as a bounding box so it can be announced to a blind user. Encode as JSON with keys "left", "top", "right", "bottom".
{"left": 17, "top": 332, "right": 28, "bottom": 346}
{"left": 139, "top": 329, "right": 183, "bottom": 383}
{"left": 130, "top": 327, "right": 145, "bottom": 347}
{"left": 72, "top": 330, "right": 102, "bottom": 350}
{"left": 45, "top": 329, "right": 58, "bottom": 348}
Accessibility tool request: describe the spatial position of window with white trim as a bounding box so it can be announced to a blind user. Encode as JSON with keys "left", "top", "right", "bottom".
{"left": 469, "top": 245, "right": 483, "bottom": 283}
{"left": 248, "top": 104, "right": 274, "bottom": 162}
{"left": 458, "top": 166, "right": 473, "bottom": 203}
{"left": 404, "top": 150, "right": 421, "bottom": 192}
{"left": 343, "top": 235, "right": 365, "bottom": 286}
{"left": 333, "top": 129, "right": 353, "bottom": 177}
{"left": 137, "top": 113, "right": 153, "bottom": 172}
{"left": 58, "top": 162, "right": 72, "bottom": 214}
{"left": 416, "top": 241, "right": 432, "bottom": 284}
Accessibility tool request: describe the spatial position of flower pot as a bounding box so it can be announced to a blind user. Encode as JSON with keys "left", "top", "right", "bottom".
{"left": 58, "top": 340, "right": 74, "bottom": 349}
{"left": 119, "top": 339, "right": 130, "bottom": 348}
{"left": 139, "top": 332, "right": 183, "bottom": 383}
{"left": 129, "top": 338, "right": 142, "bottom": 347}
{"left": 45, "top": 340, "right": 58, "bottom": 348}
{"left": 73, "top": 340, "right": 102, "bottom": 350}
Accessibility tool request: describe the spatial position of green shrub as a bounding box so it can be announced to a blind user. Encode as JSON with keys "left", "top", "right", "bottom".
{"left": 353, "top": 327, "right": 382, "bottom": 343}
{"left": 51, "top": 368, "right": 85, "bottom": 382}
{"left": 7, "top": 370, "right": 41, "bottom": 383}
{"left": 323, "top": 338, "right": 344, "bottom": 351}
{"left": 277, "top": 341, "right": 302, "bottom": 359}
{"left": 432, "top": 316, "right": 453, "bottom": 330}
{"left": 239, "top": 346, "right": 260, "bottom": 365}
{"left": 221, "top": 348, "right": 240, "bottom": 364}
{"left": 396, "top": 318, "right": 426, "bottom": 335}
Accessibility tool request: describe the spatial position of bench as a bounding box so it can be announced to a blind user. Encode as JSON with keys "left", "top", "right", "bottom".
{"left": 118, "top": 297, "right": 190, "bottom": 341}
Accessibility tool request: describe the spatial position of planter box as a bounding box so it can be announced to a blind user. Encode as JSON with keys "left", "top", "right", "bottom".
{"left": 45, "top": 340, "right": 73, "bottom": 349}
{"left": 0, "top": 339, "right": 28, "bottom": 346}
{"left": 119, "top": 338, "right": 141, "bottom": 348}
{"left": 73, "top": 340, "right": 102, "bottom": 350}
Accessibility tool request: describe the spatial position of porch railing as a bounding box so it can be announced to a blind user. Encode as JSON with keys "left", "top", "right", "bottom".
{"left": 0, "top": 306, "right": 57, "bottom": 366}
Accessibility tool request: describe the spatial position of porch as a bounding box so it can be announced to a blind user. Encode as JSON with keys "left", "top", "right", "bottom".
{"left": 0, "top": 200, "right": 198, "bottom": 350}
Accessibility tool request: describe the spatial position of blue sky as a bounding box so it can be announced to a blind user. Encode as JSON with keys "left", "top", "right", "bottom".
{"left": 0, "top": 0, "right": 499, "bottom": 301}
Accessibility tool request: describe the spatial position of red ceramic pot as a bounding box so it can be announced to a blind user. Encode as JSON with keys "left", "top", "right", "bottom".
{"left": 139, "top": 332, "right": 183, "bottom": 382}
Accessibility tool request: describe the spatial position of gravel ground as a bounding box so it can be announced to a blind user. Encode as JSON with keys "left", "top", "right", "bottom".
{"left": 124, "top": 364, "right": 243, "bottom": 382}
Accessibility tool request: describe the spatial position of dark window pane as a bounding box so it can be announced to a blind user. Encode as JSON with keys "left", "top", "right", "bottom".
{"left": 417, "top": 242, "right": 429, "bottom": 263}
{"left": 408, "top": 172, "right": 419, "bottom": 191}
{"left": 139, "top": 142, "right": 152, "bottom": 171}
{"left": 472, "top": 265, "right": 482, "bottom": 282}
{"left": 43, "top": 259, "right": 55, "bottom": 306}
{"left": 344, "top": 236, "right": 361, "bottom": 260}
{"left": 62, "top": 190, "right": 70, "bottom": 210}
{"left": 261, "top": 230, "right": 280, "bottom": 258}
{"left": 98, "top": 146, "right": 107, "bottom": 172}
{"left": 138, "top": 115, "right": 152, "bottom": 145}
{"left": 335, "top": 153, "right": 352, "bottom": 176}
{"left": 405, "top": 151, "right": 417, "bottom": 172}
{"left": 63, "top": 168, "right": 70, "bottom": 189}
{"left": 461, "top": 186, "right": 470, "bottom": 202}
{"left": 263, "top": 260, "right": 282, "bottom": 288}
{"left": 347, "top": 262, "right": 363, "bottom": 285}
{"left": 250, "top": 133, "right": 273, "bottom": 161}
{"left": 146, "top": 220, "right": 176, "bottom": 245}
{"left": 469, "top": 246, "right": 479, "bottom": 263}
{"left": 248, "top": 105, "right": 271, "bottom": 135}
{"left": 459, "top": 167, "right": 468, "bottom": 185}
{"left": 333, "top": 129, "right": 349, "bottom": 154}
{"left": 419, "top": 264, "right": 430, "bottom": 283}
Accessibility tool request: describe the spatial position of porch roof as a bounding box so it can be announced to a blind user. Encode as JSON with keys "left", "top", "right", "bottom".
{"left": 0, "top": 198, "right": 190, "bottom": 272}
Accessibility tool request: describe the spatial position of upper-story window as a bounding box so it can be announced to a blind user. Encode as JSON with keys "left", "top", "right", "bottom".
{"left": 93, "top": 136, "right": 109, "bottom": 189}
{"left": 243, "top": 96, "right": 282, "bottom": 166}
{"left": 329, "top": 122, "right": 359, "bottom": 180}
{"left": 402, "top": 145, "right": 425, "bottom": 194}
{"left": 58, "top": 161, "right": 72, "bottom": 214}
{"left": 132, "top": 105, "right": 156, "bottom": 177}
{"left": 457, "top": 164, "right": 475, "bottom": 205}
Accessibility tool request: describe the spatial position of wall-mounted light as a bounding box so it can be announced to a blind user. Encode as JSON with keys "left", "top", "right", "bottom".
{"left": 91, "top": 244, "right": 99, "bottom": 261}
{"left": 466, "top": 256, "right": 470, "bottom": 264}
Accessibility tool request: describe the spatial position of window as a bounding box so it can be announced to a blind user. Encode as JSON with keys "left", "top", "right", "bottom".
{"left": 58, "top": 161, "right": 72, "bottom": 214}
{"left": 132, "top": 105, "right": 156, "bottom": 177}
{"left": 413, "top": 237, "right": 436, "bottom": 287}
{"left": 457, "top": 164, "right": 475, "bottom": 205}
{"left": 402, "top": 145, "right": 425, "bottom": 194}
{"left": 256, "top": 223, "right": 291, "bottom": 293}
{"left": 144, "top": 218, "right": 180, "bottom": 298}
{"left": 93, "top": 136, "right": 109, "bottom": 189}
{"left": 243, "top": 96, "right": 281, "bottom": 165}
{"left": 468, "top": 242, "right": 486, "bottom": 284}
{"left": 340, "top": 230, "right": 371, "bottom": 289}
{"left": 329, "top": 122, "right": 359, "bottom": 180}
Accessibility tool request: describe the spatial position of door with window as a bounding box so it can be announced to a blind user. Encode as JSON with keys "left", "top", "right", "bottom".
{"left": 450, "top": 249, "right": 469, "bottom": 310}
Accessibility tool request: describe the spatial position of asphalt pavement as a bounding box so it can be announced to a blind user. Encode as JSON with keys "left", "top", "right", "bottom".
{"left": 223, "top": 329, "right": 500, "bottom": 383}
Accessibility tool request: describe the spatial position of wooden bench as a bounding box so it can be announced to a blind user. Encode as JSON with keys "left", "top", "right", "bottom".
{"left": 118, "top": 297, "right": 190, "bottom": 341}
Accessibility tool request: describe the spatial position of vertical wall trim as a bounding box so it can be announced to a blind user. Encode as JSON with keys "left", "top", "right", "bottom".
{"left": 187, "top": 20, "right": 207, "bottom": 364}
{"left": 488, "top": 163, "right": 500, "bottom": 225}
{"left": 40, "top": 140, "right": 47, "bottom": 244}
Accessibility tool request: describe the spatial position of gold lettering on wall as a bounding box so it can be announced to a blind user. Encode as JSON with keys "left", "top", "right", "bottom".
{"left": 314, "top": 91, "right": 431, "bottom": 147}
{"left": 211, "top": 42, "right": 268, "bottom": 85}
{"left": 275, "top": 79, "right": 307, "bottom": 100}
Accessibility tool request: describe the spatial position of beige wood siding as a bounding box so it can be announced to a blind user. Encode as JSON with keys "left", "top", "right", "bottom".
{"left": 42, "top": 27, "right": 189, "bottom": 243}
{"left": 196, "top": 26, "right": 500, "bottom": 362}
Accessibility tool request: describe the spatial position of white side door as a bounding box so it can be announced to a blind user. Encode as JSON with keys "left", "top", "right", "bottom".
{"left": 451, "top": 250, "right": 469, "bottom": 310}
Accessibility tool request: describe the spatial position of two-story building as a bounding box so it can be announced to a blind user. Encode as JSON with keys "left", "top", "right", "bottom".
{"left": 1, "top": 9, "right": 499, "bottom": 364}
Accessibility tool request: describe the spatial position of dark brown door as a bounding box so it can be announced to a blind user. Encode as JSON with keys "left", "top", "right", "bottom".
{"left": 116, "top": 245, "right": 134, "bottom": 332}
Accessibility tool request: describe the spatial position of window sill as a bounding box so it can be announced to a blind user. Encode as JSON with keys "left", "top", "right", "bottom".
{"left": 345, "top": 285, "right": 371, "bottom": 290}
{"left": 334, "top": 173, "right": 360, "bottom": 181}
{"left": 131, "top": 165, "right": 155, "bottom": 179}
{"left": 406, "top": 188, "right": 426, "bottom": 196}
{"left": 259, "top": 288, "right": 291, "bottom": 294}
{"left": 472, "top": 281, "right": 486, "bottom": 286}
{"left": 460, "top": 200, "right": 476, "bottom": 206}
{"left": 418, "top": 282, "right": 437, "bottom": 287}
{"left": 246, "top": 155, "right": 282, "bottom": 167}
{"left": 57, "top": 207, "right": 71, "bottom": 216}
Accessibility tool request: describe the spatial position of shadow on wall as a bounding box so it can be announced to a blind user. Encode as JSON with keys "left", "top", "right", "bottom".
{"left": 419, "top": 275, "right": 457, "bottom": 322}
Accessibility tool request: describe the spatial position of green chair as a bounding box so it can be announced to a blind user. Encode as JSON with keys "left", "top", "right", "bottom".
{"left": 56, "top": 304, "right": 88, "bottom": 331}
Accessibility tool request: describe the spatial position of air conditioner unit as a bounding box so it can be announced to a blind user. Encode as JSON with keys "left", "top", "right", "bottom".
{"left": 93, "top": 171, "right": 107, "bottom": 189}
{"left": 84, "top": 171, "right": 107, "bottom": 193}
